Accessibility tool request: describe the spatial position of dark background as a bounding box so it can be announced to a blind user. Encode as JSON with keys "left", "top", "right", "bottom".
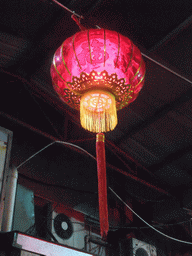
{"left": 0, "top": 0, "right": 192, "bottom": 254}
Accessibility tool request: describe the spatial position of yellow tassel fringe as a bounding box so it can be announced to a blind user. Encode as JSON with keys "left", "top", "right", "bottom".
{"left": 80, "top": 90, "right": 117, "bottom": 133}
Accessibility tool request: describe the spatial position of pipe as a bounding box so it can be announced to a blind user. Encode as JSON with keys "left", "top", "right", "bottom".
{"left": 1, "top": 166, "right": 18, "bottom": 231}
{"left": 84, "top": 235, "right": 110, "bottom": 251}
{"left": 84, "top": 235, "right": 89, "bottom": 252}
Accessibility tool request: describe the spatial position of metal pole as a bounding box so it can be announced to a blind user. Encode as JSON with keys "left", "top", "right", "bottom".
{"left": 1, "top": 166, "right": 18, "bottom": 231}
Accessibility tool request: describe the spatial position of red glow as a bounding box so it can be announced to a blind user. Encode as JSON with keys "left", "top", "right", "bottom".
{"left": 51, "top": 29, "right": 145, "bottom": 110}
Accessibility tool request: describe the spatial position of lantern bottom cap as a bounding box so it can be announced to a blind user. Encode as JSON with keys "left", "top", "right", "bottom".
{"left": 80, "top": 90, "right": 117, "bottom": 133}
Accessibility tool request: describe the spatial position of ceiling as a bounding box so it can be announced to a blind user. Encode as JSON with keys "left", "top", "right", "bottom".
{"left": 1, "top": 0, "right": 192, "bottom": 250}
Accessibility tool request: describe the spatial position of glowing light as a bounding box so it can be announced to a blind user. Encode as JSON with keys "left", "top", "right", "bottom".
{"left": 80, "top": 90, "right": 117, "bottom": 133}
{"left": 83, "top": 92, "right": 112, "bottom": 112}
{"left": 51, "top": 28, "right": 146, "bottom": 133}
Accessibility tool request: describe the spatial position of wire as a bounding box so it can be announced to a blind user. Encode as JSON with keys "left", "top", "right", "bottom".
{"left": 16, "top": 140, "right": 96, "bottom": 169}
{"left": 16, "top": 140, "right": 169, "bottom": 196}
{"left": 52, "top": 0, "right": 101, "bottom": 30}
{"left": 109, "top": 187, "right": 192, "bottom": 245}
{"left": 18, "top": 139, "right": 191, "bottom": 244}
{"left": 52, "top": 0, "right": 83, "bottom": 19}
{"left": 142, "top": 53, "right": 192, "bottom": 85}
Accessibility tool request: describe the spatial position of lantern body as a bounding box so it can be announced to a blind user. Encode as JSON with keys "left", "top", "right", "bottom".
{"left": 51, "top": 29, "right": 145, "bottom": 132}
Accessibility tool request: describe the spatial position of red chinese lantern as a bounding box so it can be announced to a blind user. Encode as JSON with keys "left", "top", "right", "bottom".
{"left": 50, "top": 28, "right": 145, "bottom": 239}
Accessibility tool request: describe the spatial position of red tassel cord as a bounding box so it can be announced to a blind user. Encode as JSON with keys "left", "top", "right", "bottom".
{"left": 71, "top": 14, "right": 87, "bottom": 31}
{"left": 96, "top": 133, "right": 109, "bottom": 239}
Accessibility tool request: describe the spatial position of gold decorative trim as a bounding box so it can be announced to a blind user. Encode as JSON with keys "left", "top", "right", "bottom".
{"left": 125, "top": 41, "right": 133, "bottom": 73}
{"left": 104, "top": 29, "right": 106, "bottom": 67}
{"left": 87, "top": 29, "right": 92, "bottom": 64}
{"left": 131, "top": 58, "right": 143, "bottom": 82}
{"left": 73, "top": 34, "right": 82, "bottom": 70}
{"left": 115, "top": 32, "right": 120, "bottom": 69}
{"left": 52, "top": 80, "right": 80, "bottom": 108}
{"left": 53, "top": 56, "right": 67, "bottom": 85}
{"left": 53, "top": 70, "right": 145, "bottom": 111}
{"left": 61, "top": 43, "right": 71, "bottom": 76}
{"left": 67, "top": 70, "right": 136, "bottom": 110}
{"left": 96, "top": 133, "right": 105, "bottom": 142}
{"left": 135, "top": 71, "right": 146, "bottom": 88}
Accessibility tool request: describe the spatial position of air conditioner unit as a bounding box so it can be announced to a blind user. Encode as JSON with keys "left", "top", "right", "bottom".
{"left": 52, "top": 211, "right": 87, "bottom": 250}
{"left": 131, "top": 238, "right": 157, "bottom": 256}
{"left": 52, "top": 211, "right": 106, "bottom": 255}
